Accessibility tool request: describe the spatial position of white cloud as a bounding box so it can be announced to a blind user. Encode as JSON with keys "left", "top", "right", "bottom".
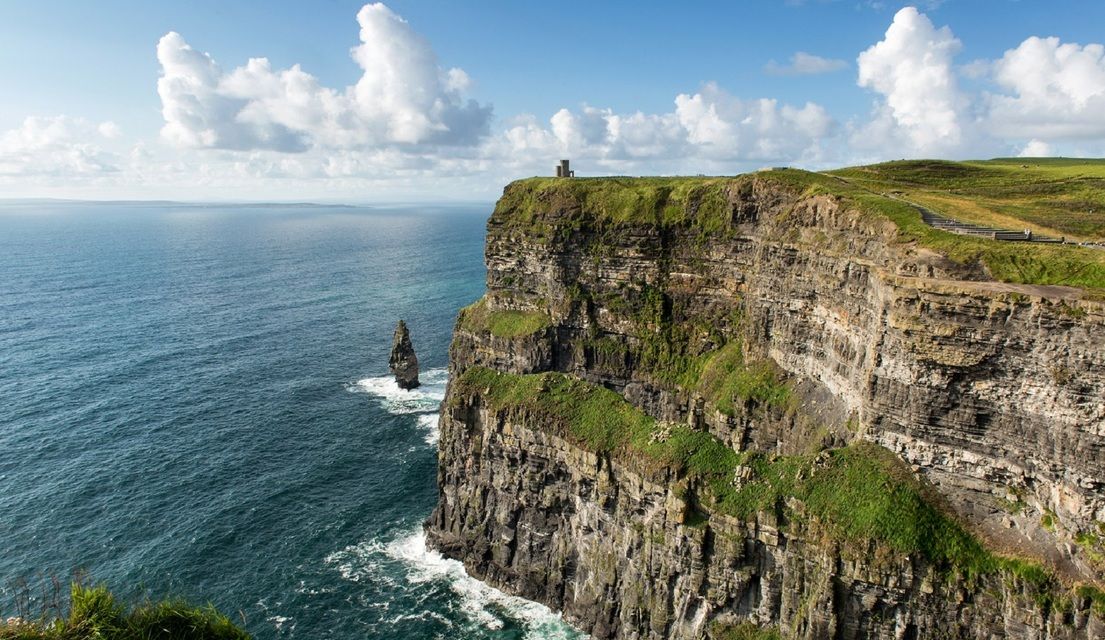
{"left": 987, "top": 36, "right": 1105, "bottom": 139}
{"left": 674, "top": 84, "right": 834, "bottom": 160}
{"left": 1018, "top": 139, "right": 1053, "bottom": 157}
{"left": 764, "top": 52, "right": 848, "bottom": 76}
{"left": 97, "top": 121, "right": 121, "bottom": 139}
{"left": 156, "top": 2, "right": 491, "bottom": 153}
{"left": 855, "top": 6, "right": 966, "bottom": 154}
{"left": 492, "top": 83, "right": 838, "bottom": 178}
{"left": 0, "top": 116, "right": 120, "bottom": 177}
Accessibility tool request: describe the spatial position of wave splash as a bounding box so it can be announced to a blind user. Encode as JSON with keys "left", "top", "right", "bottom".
{"left": 349, "top": 367, "right": 446, "bottom": 445}
{"left": 326, "top": 529, "right": 582, "bottom": 639}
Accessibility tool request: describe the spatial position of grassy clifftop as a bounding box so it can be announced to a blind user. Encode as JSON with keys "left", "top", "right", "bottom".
{"left": 494, "top": 160, "right": 1105, "bottom": 290}
{"left": 829, "top": 158, "right": 1105, "bottom": 240}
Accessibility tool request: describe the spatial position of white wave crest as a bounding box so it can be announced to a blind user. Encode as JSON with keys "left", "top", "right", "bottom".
{"left": 326, "top": 529, "right": 582, "bottom": 639}
{"left": 416, "top": 413, "right": 440, "bottom": 445}
{"left": 350, "top": 367, "right": 448, "bottom": 415}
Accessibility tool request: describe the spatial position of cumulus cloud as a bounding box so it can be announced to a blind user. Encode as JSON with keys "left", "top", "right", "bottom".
{"left": 855, "top": 7, "right": 966, "bottom": 154}
{"left": 764, "top": 52, "right": 848, "bottom": 76}
{"left": 674, "top": 84, "right": 834, "bottom": 160}
{"left": 987, "top": 37, "right": 1105, "bottom": 139}
{"left": 1018, "top": 139, "right": 1053, "bottom": 157}
{"left": 498, "top": 83, "right": 837, "bottom": 175}
{"left": 157, "top": 2, "right": 491, "bottom": 153}
{"left": 0, "top": 116, "right": 120, "bottom": 177}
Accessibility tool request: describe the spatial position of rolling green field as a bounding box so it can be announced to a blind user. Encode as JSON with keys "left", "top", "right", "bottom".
{"left": 827, "top": 158, "right": 1105, "bottom": 241}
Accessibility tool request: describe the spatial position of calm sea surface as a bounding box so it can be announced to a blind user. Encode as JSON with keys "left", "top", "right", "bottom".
{"left": 0, "top": 202, "right": 581, "bottom": 639}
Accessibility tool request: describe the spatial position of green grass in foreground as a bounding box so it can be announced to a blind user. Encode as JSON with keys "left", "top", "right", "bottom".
{"left": 0, "top": 583, "right": 249, "bottom": 640}
{"left": 457, "top": 297, "right": 551, "bottom": 338}
{"left": 454, "top": 366, "right": 1105, "bottom": 604}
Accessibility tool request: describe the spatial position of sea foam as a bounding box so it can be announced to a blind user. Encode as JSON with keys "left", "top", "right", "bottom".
{"left": 349, "top": 367, "right": 446, "bottom": 446}
{"left": 326, "top": 529, "right": 582, "bottom": 639}
{"left": 350, "top": 367, "right": 448, "bottom": 415}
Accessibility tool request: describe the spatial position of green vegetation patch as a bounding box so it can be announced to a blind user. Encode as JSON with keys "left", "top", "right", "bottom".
{"left": 493, "top": 176, "right": 750, "bottom": 234}
{"left": 824, "top": 159, "right": 1105, "bottom": 288}
{"left": 458, "top": 368, "right": 978, "bottom": 569}
{"left": 710, "top": 621, "right": 782, "bottom": 640}
{"left": 454, "top": 366, "right": 652, "bottom": 452}
{"left": 695, "top": 342, "right": 791, "bottom": 414}
{"left": 458, "top": 297, "right": 552, "bottom": 338}
{"left": 0, "top": 583, "right": 249, "bottom": 640}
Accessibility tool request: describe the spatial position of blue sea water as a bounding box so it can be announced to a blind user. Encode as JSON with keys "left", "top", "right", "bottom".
{"left": 0, "top": 202, "right": 582, "bottom": 639}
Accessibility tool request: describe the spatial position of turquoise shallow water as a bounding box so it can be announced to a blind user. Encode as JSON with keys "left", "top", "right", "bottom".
{"left": 0, "top": 202, "right": 582, "bottom": 639}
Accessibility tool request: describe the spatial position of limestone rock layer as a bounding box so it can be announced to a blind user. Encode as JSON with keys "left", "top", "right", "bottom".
{"left": 425, "top": 176, "right": 1105, "bottom": 639}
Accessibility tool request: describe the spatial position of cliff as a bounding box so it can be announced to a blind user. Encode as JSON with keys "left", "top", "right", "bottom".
{"left": 425, "top": 172, "right": 1105, "bottom": 639}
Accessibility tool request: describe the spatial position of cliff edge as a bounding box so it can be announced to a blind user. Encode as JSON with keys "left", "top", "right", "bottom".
{"left": 426, "top": 170, "right": 1105, "bottom": 639}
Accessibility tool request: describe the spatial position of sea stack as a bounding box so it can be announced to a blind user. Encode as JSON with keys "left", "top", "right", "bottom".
{"left": 389, "top": 319, "right": 420, "bottom": 390}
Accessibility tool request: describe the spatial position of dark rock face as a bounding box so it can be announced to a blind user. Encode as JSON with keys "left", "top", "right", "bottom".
{"left": 426, "top": 177, "right": 1105, "bottom": 639}
{"left": 389, "top": 320, "right": 420, "bottom": 389}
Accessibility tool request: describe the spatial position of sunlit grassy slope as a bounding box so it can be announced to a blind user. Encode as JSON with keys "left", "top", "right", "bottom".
{"left": 827, "top": 158, "right": 1105, "bottom": 241}
{"left": 500, "top": 159, "right": 1105, "bottom": 290}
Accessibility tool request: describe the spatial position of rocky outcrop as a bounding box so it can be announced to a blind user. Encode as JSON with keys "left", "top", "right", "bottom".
{"left": 389, "top": 319, "right": 420, "bottom": 389}
{"left": 426, "top": 175, "right": 1105, "bottom": 639}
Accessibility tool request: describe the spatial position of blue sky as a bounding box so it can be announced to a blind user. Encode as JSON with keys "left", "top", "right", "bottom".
{"left": 2, "top": 1, "right": 1105, "bottom": 201}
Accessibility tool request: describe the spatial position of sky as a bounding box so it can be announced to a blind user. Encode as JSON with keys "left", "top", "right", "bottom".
{"left": 3, "top": 0, "right": 1105, "bottom": 202}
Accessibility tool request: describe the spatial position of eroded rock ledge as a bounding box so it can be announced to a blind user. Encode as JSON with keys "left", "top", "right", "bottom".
{"left": 426, "top": 173, "right": 1105, "bottom": 639}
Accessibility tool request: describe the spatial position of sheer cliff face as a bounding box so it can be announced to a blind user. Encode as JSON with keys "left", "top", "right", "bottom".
{"left": 426, "top": 176, "right": 1105, "bottom": 639}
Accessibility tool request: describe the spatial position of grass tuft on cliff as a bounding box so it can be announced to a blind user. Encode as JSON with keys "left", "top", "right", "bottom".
{"left": 458, "top": 297, "right": 552, "bottom": 338}
{"left": 0, "top": 583, "right": 250, "bottom": 640}
{"left": 695, "top": 342, "right": 791, "bottom": 413}
{"left": 710, "top": 621, "right": 782, "bottom": 640}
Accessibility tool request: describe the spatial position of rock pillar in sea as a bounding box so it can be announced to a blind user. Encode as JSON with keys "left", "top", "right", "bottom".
{"left": 389, "top": 320, "right": 420, "bottom": 390}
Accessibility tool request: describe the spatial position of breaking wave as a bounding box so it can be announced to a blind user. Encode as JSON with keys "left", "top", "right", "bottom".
{"left": 349, "top": 367, "right": 446, "bottom": 447}
{"left": 325, "top": 529, "right": 582, "bottom": 639}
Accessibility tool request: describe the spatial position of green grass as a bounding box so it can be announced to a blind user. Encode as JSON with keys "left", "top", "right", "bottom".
{"left": 495, "top": 162, "right": 1105, "bottom": 290}
{"left": 0, "top": 583, "right": 249, "bottom": 640}
{"left": 493, "top": 175, "right": 751, "bottom": 235}
{"left": 828, "top": 158, "right": 1105, "bottom": 240}
{"left": 695, "top": 342, "right": 791, "bottom": 414}
{"left": 458, "top": 297, "right": 552, "bottom": 338}
{"left": 710, "top": 621, "right": 782, "bottom": 640}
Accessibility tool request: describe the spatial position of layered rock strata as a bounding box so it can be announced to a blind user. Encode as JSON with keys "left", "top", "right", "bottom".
{"left": 426, "top": 174, "right": 1105, "bottom": 639}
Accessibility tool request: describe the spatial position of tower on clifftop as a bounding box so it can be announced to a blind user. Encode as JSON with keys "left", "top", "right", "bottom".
{"left": 555, "top": 159, "right": 574, "bottom": 178}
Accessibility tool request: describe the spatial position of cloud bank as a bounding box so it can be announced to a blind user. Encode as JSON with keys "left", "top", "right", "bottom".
{"left": 6, "top": 3, "right": 1105, "bottom": 199}
{"left": 0, "top": 116, "right": 121, "bottom": 177}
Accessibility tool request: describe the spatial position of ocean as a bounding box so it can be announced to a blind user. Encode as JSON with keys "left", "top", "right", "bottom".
{"left": 0, "top": 202, "right": 582, "bottom": 639}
